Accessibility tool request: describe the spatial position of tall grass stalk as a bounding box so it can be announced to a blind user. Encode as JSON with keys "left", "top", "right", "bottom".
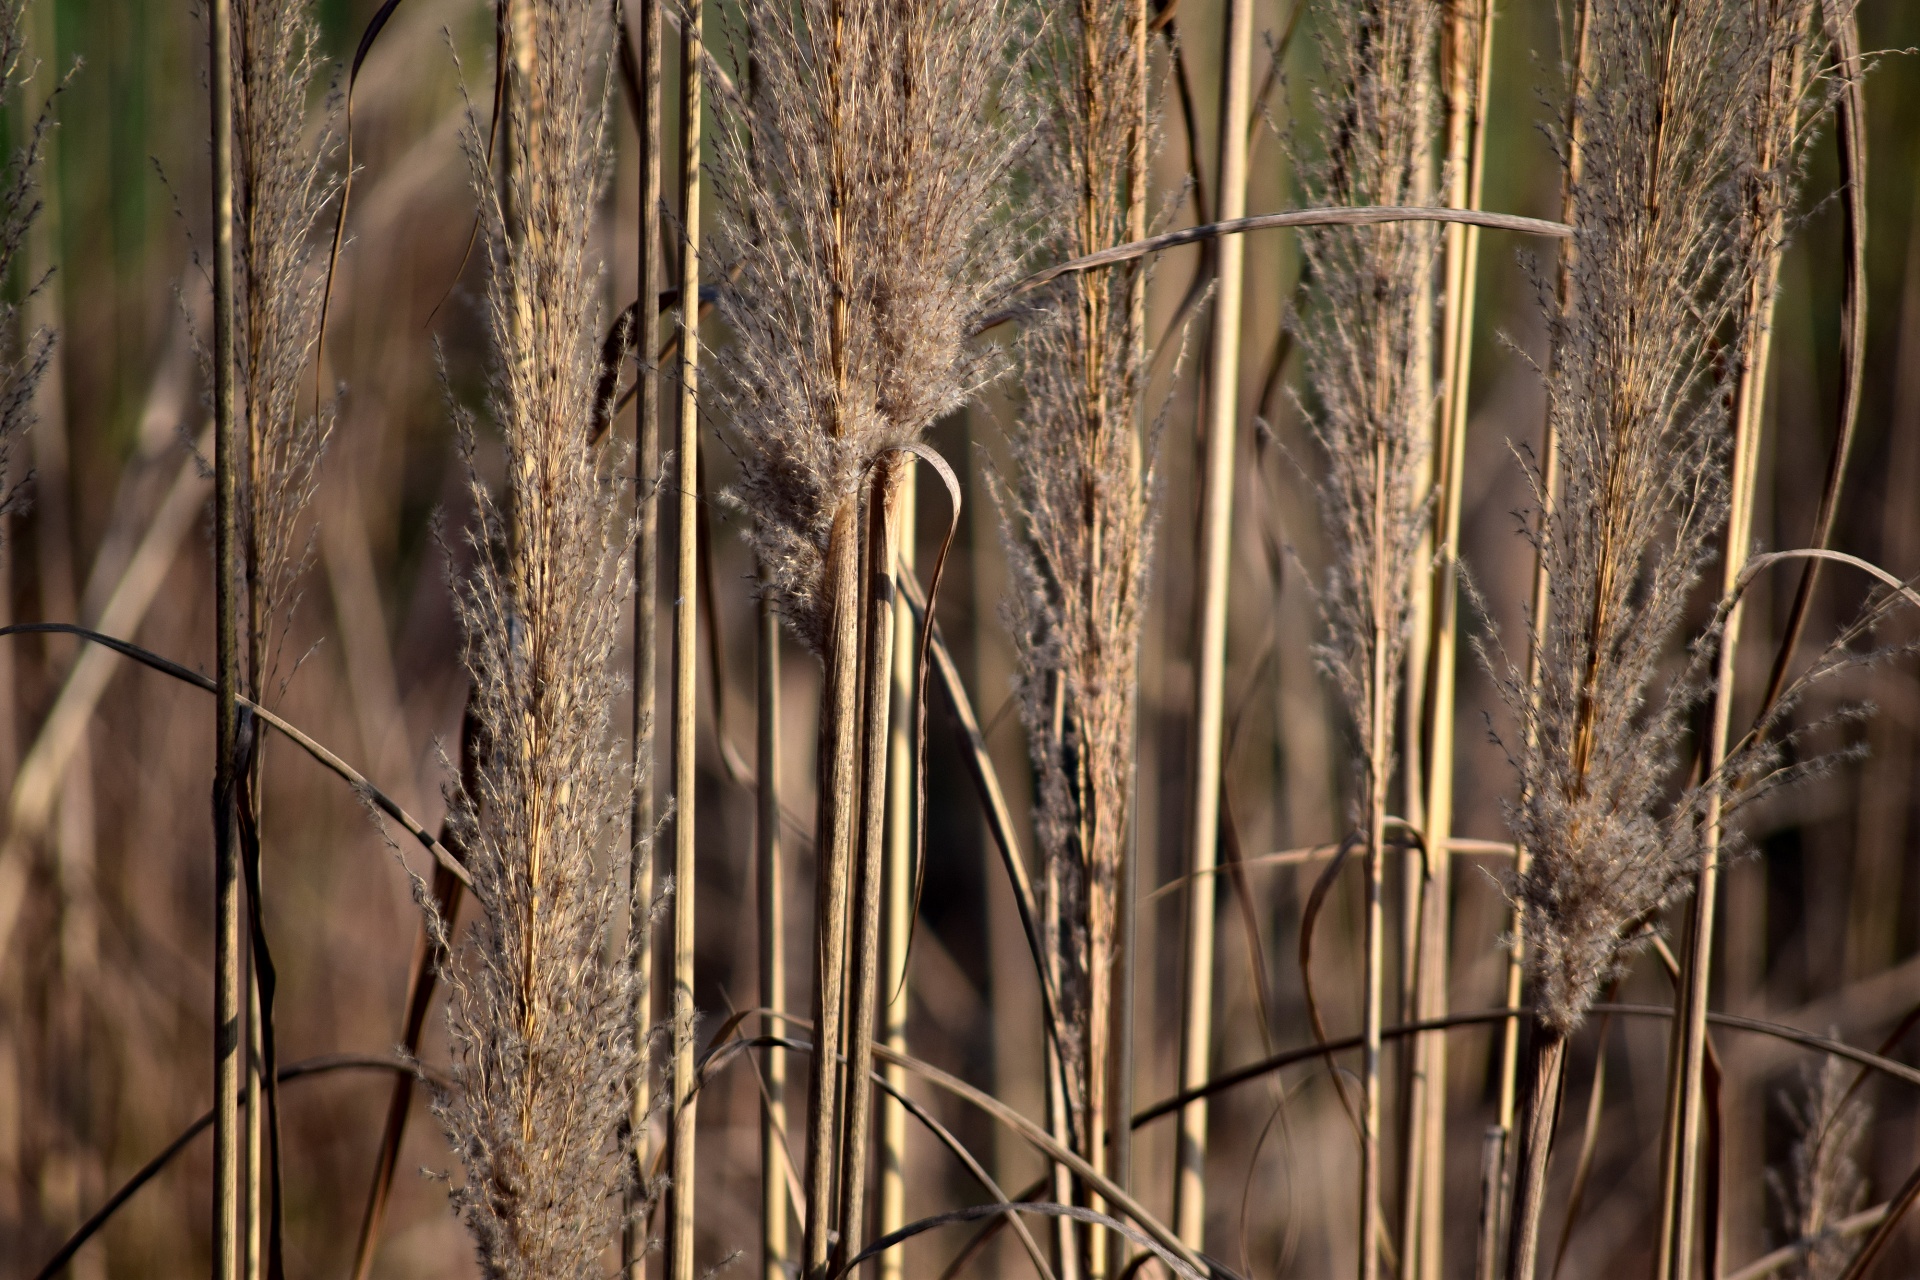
{"left": 667, "top": 2, "right": 702, "bottom": 1274}
{"left": 431, "top": 2, "right": 638, "bottom": 1275}
{"left": 1492, "top": 4, "right": 1793, "bottom": 1275}
{"left": 0, "top": 0, "right": 43, "bottom": 993}
{"left": 835, "top": 455, "right": 911, "bottom": 1270}
{"left": 709, "top": 1, "right": 1024, "bottom": 1272}
{"left": 229, "top": 1, "right": 337, "bottom": 1263}
{"left": 1004, "top": 1, "right": 1155, "bottom": 1274}
{"left": 758, "top": 587, "right": 788, "bottom": 1280}
{"left": 1173, "top": 0, "right": 1253, "bottom": 1249}
{"left": 878, "top": 474, "right": 913, "bottom": 1280}
{"left": 625, "top": 1, "right": 664, "bottom": 1276}
{"left": 1658, "top": 7, "right": 1822, "bottom": 1277}
{"left": 1410, "top": 5, "right": 1494, "bottom": 1273}
{"left": 207, "top": 0, "right": 242, "bottom": 1271}
{"left": 1296, "top": 4, "right": 1441, "bottom": 1276}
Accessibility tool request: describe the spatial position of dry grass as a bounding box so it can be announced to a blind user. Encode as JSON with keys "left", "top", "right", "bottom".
{"left": 12, "top": 4, "right": 1920, "bottom": 1280}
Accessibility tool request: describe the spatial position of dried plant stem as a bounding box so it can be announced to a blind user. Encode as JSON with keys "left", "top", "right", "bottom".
{"left": 1173, "top": 0, "right": 1254, "bottom": 1248}
{"left": 803, "top": 500, "right": 862, "bottom": 1280}
{"left": 625, "top": 0, "right": 663, "bottom": 1275}
{"left": 878, "top": 473, "right": 914, "bottom": 1280}
{"left": 667, "top": 2, "right": 703, "bottom": 1275}
{"left": 759, "top": 591, "right": 788, "bottom": 1280}
{"left": 1657, "top": 15, "right": 1815, "bottom": 1278}
{"left": 208, "top": 0, "right": 242, "bottom": 1273}
{"left": 1410, "top": 7, "right": 1494, "bottom": 1276}
{"left": 1504, "top": 1029, "right": 1567, "bottom": 1280}
{"left": 1363, "top": 451, "right": 1391, "bottom": 1280}
{"left": 836, "top": 457, "right": 910, "bottom": 1271}
{"left": 350, "top": 696, "right": 480, "bottom": 1280}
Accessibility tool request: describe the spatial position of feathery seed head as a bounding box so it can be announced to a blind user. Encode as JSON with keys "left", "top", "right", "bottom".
{"left": 433, "top": 3, "right": 638, "bottom": 1275}
{"left": 1492, "top": 0, "right": 1830, "bottom": 1034}
{"left": 712, "top": 0, "right": 1031, "bottom": 652}
{"left": 1295, "top": 0, "right": 1442, "bottom": 816}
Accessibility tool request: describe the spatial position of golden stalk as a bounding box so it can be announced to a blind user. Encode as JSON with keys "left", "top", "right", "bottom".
{"left": 666, "top": 1, "right": 703, "bottom": 1274}
{"left": 1172, "top": 0, "right": 1254, "bottom": 1248}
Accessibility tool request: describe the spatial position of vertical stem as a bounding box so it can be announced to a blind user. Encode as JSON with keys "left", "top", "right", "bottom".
{"left": 1413, "top": 6, "right": 1496, "bottom": 1276}
{"left": 836, "top": 458, "right": 907, "bottom": 1272}
{"left": 759, "top": 591, "right": 788, "bottom": 1280}
{"left": 806, "top": 1, "right": 859, "bottom": 1266}
{"left": 243, "top": 935, "right": 262, "bottom": 1280}
{"left": 878, "top": 474, "right": 915, "bottom": 1280}
{"left": 1504, "top": 1030, "right": 1567, "bottom": 1280}
{"left": 804, "top": 499, "right": 863, "bottom": 1280}
{"left": 626, "top": 0, "right": 664, "bottom": 1271}
{"left": 1172, "top": 0, "right": 1253, "bottom": 1248}
{"left": 667, "top": 3, "right": 703, "bottom": 1275}
{"left": 209, "top": 0, "right": 242, "bottom": 1275}
{"left": 1362, "top": 429, "right": 1390, "bottom": 1280}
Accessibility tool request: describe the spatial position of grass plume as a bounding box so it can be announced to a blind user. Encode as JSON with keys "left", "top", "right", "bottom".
{"left": 431, "top": 3, "right": 638, "bottom": 1275}
{"left": 1487, "top": 3, "right": 1838, "bottom": 1275}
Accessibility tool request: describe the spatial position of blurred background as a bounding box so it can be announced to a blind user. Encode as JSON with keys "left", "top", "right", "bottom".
{"left": 3, "top": 1, "right": 1920, "bottom": 1276}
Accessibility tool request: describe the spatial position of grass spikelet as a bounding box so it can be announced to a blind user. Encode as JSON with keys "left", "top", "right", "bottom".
{"left": 431, "top": 2, "right": 637, "bottom": 1275}
{"left": 1769, "top": 1058, "right": 1870, "bottom": 1280}
{"left": 231, "top": 0, "right": 337, "bottom": 695}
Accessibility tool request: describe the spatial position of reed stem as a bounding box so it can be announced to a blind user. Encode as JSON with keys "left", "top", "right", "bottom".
{"left": 1497, "top": 3, "right": 1588, "bottom": 1238}
{"left": 759, "top": 590, "right": 788, "bottom": 1280}
{"left": 1173, "top": 0, "right": 1254, "bottom": 1248}
{"left": 1409, "top": 7, "right": 1495, "bottom": 1274}
{"left": 1656, "top": 18, "right": 1811, "bottom": 1276}
{"left": 208, "top": 0, "right": 241, "bottom": 1273}
{"left": 835, "top": 456, "right": 910, "bottom": 1271}
{"left": 803, "top": 497, "right": 862, "bottom": 1280}
{"left": 667, "top": 2, "right": 703, "bottom": 1274}
{"left": 1504, "top": 1029, "right": 1566, "bottom": 1280}
{"left": 878, "top": 472, "right": 914, "bottom": 1280}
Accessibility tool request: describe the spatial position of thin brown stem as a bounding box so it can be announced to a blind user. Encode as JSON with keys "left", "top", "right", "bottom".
{"left": 759, "top": 591, "right": 788, "bottom": 1280}
{"left": 1504, "top": 1030, "right": 1567, "bottom": 1280}
{"left": 1172, "top": 0, "right": 1254, "bottom": 1248}
{"left": 209, "top": 0, "right": 242, "bottom": 1274}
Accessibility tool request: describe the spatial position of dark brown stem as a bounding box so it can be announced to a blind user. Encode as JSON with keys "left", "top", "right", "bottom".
{"left": 1504, "top": 1029, "right": 1568, "bottom": 1280}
